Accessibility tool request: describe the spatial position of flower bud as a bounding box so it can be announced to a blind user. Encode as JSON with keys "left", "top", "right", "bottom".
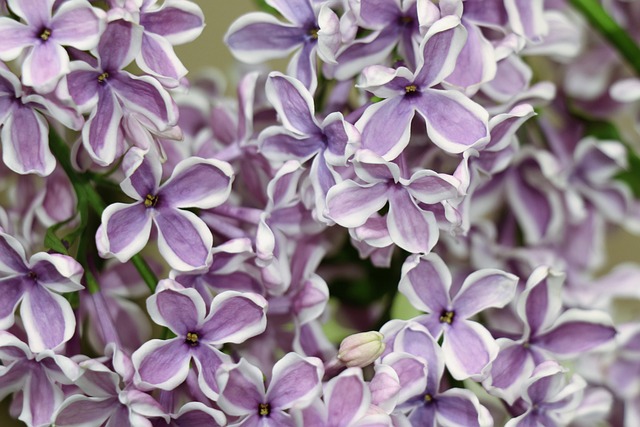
{"left": 337, "top": 331, "right": 385, "bottom": 368}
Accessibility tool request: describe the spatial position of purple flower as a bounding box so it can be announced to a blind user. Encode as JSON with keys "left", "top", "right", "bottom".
{"left": 216, "top": 352, "right": 323, "bottom": 425}
{"left": 355, "top": 16, "right": 489, "bottom": 160}
{"left": 0, "top": 231, "right": 83, "bottom": 352}
{"left": 96, "top": 148, "right": 233, "bottom": 271}
{"left": 0, "top": 0, "right": 105, "bottom": 92}
{"left": 224, "top": 0, "right": 340, "bottom": 92}
{"left": 132, "top": 283, "right": 268, "bottom": 399}
{"left": 397, "top": 253, "right": 518, "bottom": 380}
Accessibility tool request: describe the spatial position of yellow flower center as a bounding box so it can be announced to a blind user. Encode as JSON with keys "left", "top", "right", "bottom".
{"left": 439, "top": 310, "right": 455, "bottom": 324}
{"left": 40, "top": 29, "right": 51, "bottom": 41}
{"left": 97, "top": 72, "right": 109, "bottom": 84}
{"left": 405, "top": 84, "right": 418, "bottom": 93}
{"left": 144, "top": 194, "right": 158, "bottom": 208}
{"left": 258, "top": 403, "right": 270, "bottom": 416}
{"left": 185, "top": 332, "right": 199, "bottom": 346}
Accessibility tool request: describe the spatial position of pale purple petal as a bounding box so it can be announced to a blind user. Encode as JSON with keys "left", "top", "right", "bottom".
{"left": 415, "top": 89, "right": 489, "bottom": 154}
{"left": 266, "top": 72, "right": 318, "bottom": 135}
{"left": 356, "top": 96, "right": 415, "bottom": 161}
{"left": 192, "top": 345, "right": 230, "bottom": 400}
{"left": 287, "top": 39, "right": 317, "bottom": 92}
{"left": 453, "top": 269, "right": 518, "bottom": 318}
{"left": 414, "top": 16, "right": 467, "bottom": 88}
{"left": 147, "top": 288, "right": 204, "bottom": 335}
{"left": 98, "top": 19, "right": 142, "bottom": 71}
{"left": 173, "top": 402, "right": 226, "bottom": 427}
{"left": 519, "top": 267, "right": 564, "bottom": 337}
{"left": 0, "top": 277, "right": 24, "bottom": 329}
{"left": 21, "top": 41, "right": 68, "bottom": 91}
{"left": 21, "top": 366, "right": 62, "bottom": 427}
{"left": 260, "top": 128, "right": 322, "bottom": 162}
{"left": 83, "top": 88, "right": 124, "bottom": 166}
{"left": 0, "top": 232, "right": 28, "bottom": 274}
{"left": 406, "top": 170, "right": 460, "bottom": 204}
{"left": 64, "top": 63, "right": 100, "bottom": 111}
{"left": 326, "top": 181, "right": 389, "bottom": 228}
{"left": 28, "top": 252, "right": 83, "bottom": 292}
{"left": 381, "top": 352, "right": 428, "bottom": 404}
{"left": 200, "top": 292, "right": 267, "bottom": 344}
{"left": 153, "top": 208, "right": 212, "bottom": 271}
{"left": 159, "top": 157, "right": 233, "bottom": 209}
{"left": 7, "top": 0, "right": 52, "bottom": 27}
{"left": 0, "top": 18, "right": 34, "bottom": 61}
{"left": 138, "top": 32, "right": 187, "bottom": 86}
{"left": 21, "top": 285, "right": 75, "bottom": 352}
{"left": 485, "top": 340, "right": 534, "bottom": 405}
{"left": 225, "top": 13, "right": 305, "bottom": 63}
{"left": 2, "top": 105, "right": 54, "bottom": 176}
{"left": 54, "top": 396, "right": 117, "bottom": 427}
{"left": 267, "top": 0, "right": 315, "bottom": 25}
{"left": 267, "top": 353, "right": 323, "bottom": 410}
{"left": 387, "top": 188, "right": 438, "bottom": 253}
{"left": 324, "top": 369, "right": 370, "bottom": 427}
{"left": 331, "top": 28, "right": 399, "bottom": 81}
{"left": 50, "top": 0, "right": 104, "bottom": 49}
{"left": 119, "top": 148, "right": 161, "bottom": 200}
{"left": 436, "top": 388, "right": 493, "bottom": 427}
{"left": 216, "top": 358, "right": 265, "bottom": 416}
{"left": 394, "top": 322, "right": 444, "bottom": 392}
{"left": 443, "top": 320, "right": 498, "bottom": 380}
{"left": 133, "top": 338, "right": 191, "bottom": 390}
{"left": 99, "top": 202, "right": 152, "bottom": 262}
{"left": 398, "top": 254, "right": 451, "bottom": 314}
{"left": 141, "top": 0, "right": 204, "bottom": 44}
{"left": 534, "top": 309, "right": 616, "bottom": 356}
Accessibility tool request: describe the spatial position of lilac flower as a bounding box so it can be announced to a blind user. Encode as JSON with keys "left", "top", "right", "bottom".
{"left": 132, "top": 283, "right": 268, "bottom": 399}
{"left": 60, "top": 19, "right": 177, "bottom": 165}
{"left": 0, "top": 331, "right": 80, "bottom": 427}
{"left": 151, "top": 402, "right": 226, "bottom": 427}
{"left": 355, "top": 16, "right": 489, "bottom": 160}
{"left": 96, "top": 148, "right": 233, "bottom": 271}
{"left": 327, "top": 150, "right": 460, "bottom": 254}
{"left": 505, "top": 361, "right": 586, "bottom": 427}
{"left": 0, "top": 0, "right": 105, "bottom": 92}
{"left": 397, "top": 253, "right": 518, "bottom": 379}
{"left": 224, "top": 0, "right": 340, "bottom": 92}
{"left": 485, "top": 267, "right": 616, "bottom": 404}
{"left": 0, "top": 231, "right": 83, "bottom": 352}
{"left": 216, "top": 352, "right": 323, "bottom": 425}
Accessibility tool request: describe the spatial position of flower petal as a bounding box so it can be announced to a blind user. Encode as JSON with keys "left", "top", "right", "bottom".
{"left": 133, "top": 338, "right": 191, "bottom": 390}
{"left": 146, "top": 287, "right": 205, "bottom": 335}
{"left": 436, "top": 388, "right": 493, "bottom": 427}
{"left": 21, "top": 285, "right": 75, "bottom": 352}
{"left": 140, "top": 0, "right": 205, "bottom": 44}
{"left": 267, "top": 353, "right": 323, "bottom": 410}
{"left": 387, "top": 188, "right": 438, "bottom": 254}
{"left": 98, "top": 202, "right": 152, "bottom": 263}
{"left": 83, "top": 88, "right": 124, "bottom": 166}
{"left": 50, "top": 0, "right": 105, "bottom": 50}
{"left": 216, "top": 358, "right": 265, "bottom": 416}
{"left": 398, "top": 253, "right": 451, "bottom": 314}
{"left": 453, "top": 269, "right": 518, "bottom": 318}
{"left": 200, "top": 291, "right": 267, "bottom": 345}
{"left": 326, "top": 181, "right": 388, "bottom": 228}
{"left": 443, "top": 320, "right": 498, "bottom": 380}
{"left": 2, "top": 105, "right": 54, "bottom": 176}
{"left": 266, "top": 72, "right": 319, "bottom": 135}
{"left": 21, "top": 42, "right": 68, "bottom": 92}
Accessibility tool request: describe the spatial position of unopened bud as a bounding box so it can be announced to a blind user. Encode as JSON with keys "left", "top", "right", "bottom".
{"left": 337, "top": 331, "right": 385, "bottom": 368}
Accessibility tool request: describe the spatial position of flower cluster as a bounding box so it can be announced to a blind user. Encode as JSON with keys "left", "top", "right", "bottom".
{"left": 0, "top": 0, "right": 639, "bottom": 426}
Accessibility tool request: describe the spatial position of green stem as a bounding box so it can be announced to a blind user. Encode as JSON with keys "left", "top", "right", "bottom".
{"left": 48, "top": 129, "right": 159, "bottom": 292}
{"left": 570, "top": 0, "right": 640, "bottom": 76}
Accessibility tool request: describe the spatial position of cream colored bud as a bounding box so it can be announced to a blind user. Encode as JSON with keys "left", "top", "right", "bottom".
{"left": 337, "top": 331, "right": 385, "bottom": 368}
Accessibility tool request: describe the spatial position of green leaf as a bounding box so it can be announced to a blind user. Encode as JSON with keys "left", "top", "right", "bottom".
{"left": 44, "top": 227, "right": 69, "bottom": 255}
{"left": 253, "top": 0, "right": 278, "bottom": 14}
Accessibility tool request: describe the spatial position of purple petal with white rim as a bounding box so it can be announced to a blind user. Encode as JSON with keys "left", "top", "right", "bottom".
{"left": 200, "top": 291, "right": 267, "bottom": 344}
{"left": 141, "top": 0, "right": 204, "bottom": 44}
{"left": 64, "top": 62, "right": 100, "bottom": 112}
{"left": 21, "top": 365, "right": 63, "bottom": 427}
{"left": 534, "top": 309, "right": 616, "bottom": 356}
{"left": 21, "top": 42, "right": 68, "bottom": 92}
{"left": 216, "top": 358, "right": 265, "bottom": 416}
{"left": 83, "top": 88, "right": 124, "bottom": 166}
{"left": 0, "top": 277, "right": 23, "bottom": 330}
{"left": 398, "top": 253, "right": 451, "bottom": 314}
{"left": 7, "top": 0, "right": 52, "bottom": 27}
{"left": 485, "top": 339, "right": 534, "bottom": 405}
{"left": 415, "top": 89, "right": 489, "bottom": 154}
{"left": 381, "top": 352, "right": 428, "bottom": 404}
{"left": 2, "top": 105, "right": 54, "bottom": 176}
{"left": 387, "top": 188, "right": 438, "bottom": 254}
{"left": 0, "top": 232, "right": 28, "bottom": 274}
{"left": 49, "top": 0, "right": 104, "bottom": 50}
{"left": 406, "top": 170, "right": 460, "bottom": 204}
{"left": 99, "top": 202, "right": 152, "bottom": 263}
{"left": 453, "top": 269, "right": 518, "bottom": 318}
{"left": 191, "top": 344, "right": 231, "bottom": 400}
{"left": 28, "top": 252, "right": 83, "bottom": 292}
{"left": 0, "top": 19, "right": 34, "bottom": 61}
{"left": 443, "top": 320, "right": 498, "bottom": 380}
{"left": 519, "top": 267, "right": 564, "bottom": 337}
{"left": 287, "top": 38, "right": 317, "bottom": 91}
{"left": 98, "top": 19, "right": 143, "bottom": 71}
{"left": 324, "top": 368, "right": 370, "bottom": 427}
{"left": 267, "top": 0, "right": 315, "bottom": 26}
{"left": 159, "top": 157, "right": 233, "bottom": 209}
{"left": 146, "top": 287, "right": 204, "bottom": 335}
{"left": 436, "top": 388, "right": 493, "bottom": 427}
{"left": 326, "top": 181, "right": 389, "bottom": 228}
{"left": 267, "top": 353, "right": 323, "bottom": 410}
{"left": 224, "top": 13, "right": 305, "bottom": 63}
{"left": 133, "top": 338, "right": 191, "bottom": 390}
{"left": 153, "top": 207, "right": 213, "bottom": 271}
{"left": 53, "top": 396, "right": 116, "bottom": 427}
{"left": 173, "top": 402, "right": 226, "bottom": 427}
{"left": 21, "top": 285, "right": 75, "bottom": 352}
{"left": 138, "top": 32, "right": 187, "bottom": 87}
{"left": 119, "top": 148, "right": 161, "bottom": 201}
{"left": 266, "top": 72, "right": 318, "bottom": 135}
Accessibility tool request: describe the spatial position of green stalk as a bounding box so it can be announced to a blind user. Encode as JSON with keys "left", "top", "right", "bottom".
{"left": 48, "top": 129, "right": 159, "bottom": 292}
{"left": 570, "top": 0, "right": 640, "bottom": 76}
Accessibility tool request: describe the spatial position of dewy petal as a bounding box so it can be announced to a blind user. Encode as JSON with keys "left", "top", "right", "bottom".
{"left": 0, "top": 18, "right": 34, "bottom": 61}
{"left": 98, "top": 19, "right": 143, "bottom": 71}
{"left": 2, "top": 105, "right": 55, "bottom": 176}
{"left": 356, "top": 96, "right": 415, "bottom": 161}
{"left": 146, "top": 287, "right": 204, "bottom": 335}
{"left": 99, "top": 202, "right": 152, "bottom": 263}
{"left": 21, "top": 285, "right": 75, "bottom": 352}
{"left": 534, "top": 309, "right": 616, "bottom": 356}
{"left": 326, "top": 181, "right": 389, "bottom": 228}
{"left": 83, "top": 88, "right": 124, "bottom": 166}
{"left": 415, "top": 89, "right": 489, "bottom": 154}
{"left": 0, "top": 277, "right": 24, "bottom": 330}
{"left": 50, "top": 0, "right": 105, "bottom": 50}
{"left": 110, "top": 72, "right": 176, "bottom": 131}
{"left": 153, "top": 207, "right": 213, "bottom": 271}
{"left": 324, "top": 368, "right": 370, "bottom": 427}
{"left": 138, "top": 32, "right": 187, "bottom": 87}
{"left": 21, "top": 41, "right": 68, "bottom": 91}
{"left": 140, "top": 0, "right": 205, "bottom": 45}
{"left": 159, "top": 157, "right": 233, "bottom": 209}
{"left": 200, "top": 291, "right": 267, "bottom": 345}
{"left": 387, "top": 188, "right": 438, "bottom": 254}
{"left": 453, "top": 269, "right": 518, "bottom": 318}
{"left": 436, "top": 388, "right": 493, "bottom": 427}
{"left": 266, "top": 72, "right": 318, "bottom": 135}
{"left": 216, "top": 358, "right": 264, "bottom": 416}
{"left": 224, "top": 13, "right": 305, "bottom": 63}
{"left": 414, "top": 15, "right": 467, "bottom": 88}
{"left": 398, "top": 253, "right": 451, "bottom": 314}
{"left": 133, "top": 338, "right": 191, "bottom": 390}
{"left": 267, "top": 353, "right": 323, "bottom": 410}
{"left": 443, "top": 320, "right": 498, "bottom": 381}
{"left": 0, "top": 232, "right": 28, "bottom": 274}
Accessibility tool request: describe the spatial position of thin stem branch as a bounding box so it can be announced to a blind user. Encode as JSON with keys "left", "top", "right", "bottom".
{"left": 570, "top": 0, "right": 640, "bottom": 76}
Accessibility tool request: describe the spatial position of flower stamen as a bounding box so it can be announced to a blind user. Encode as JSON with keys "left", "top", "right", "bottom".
{"left": 258, "top": 403, "right": 271, "bottom": 416}
{"left": 405, "top": 84, "right": 418, "bottom": 93}
{"left": 185, "top": 332, "right": 199, "bottom": 346}
{"left": 144, "top": 194, "right": 158, "bottom": 208}
{"left": 40, "top": 28, "right": 52, "bottom": 41}
{"left": 439, "top": 310, "right": 454, "bottom": 324}
{"left": 97, "top": 72, "right": 109, "bottom": 84}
